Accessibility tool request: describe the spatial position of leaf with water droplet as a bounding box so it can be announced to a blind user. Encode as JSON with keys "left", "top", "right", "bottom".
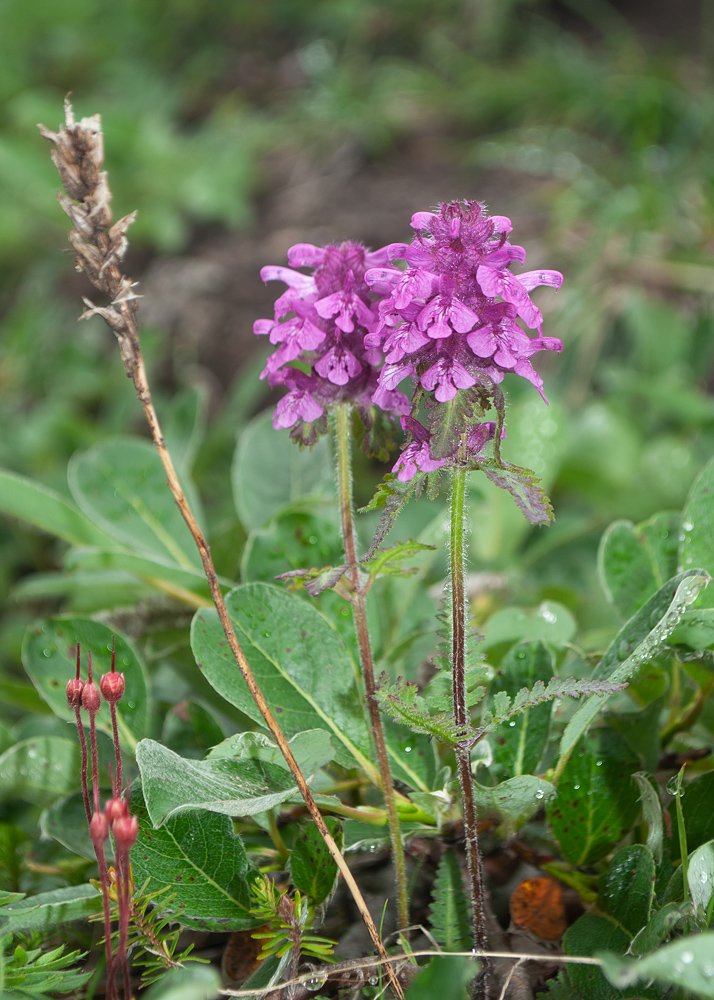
{"left": 600, "top": 932, "right": 714, "bottom": 998}
{"left": 680, "top": 455, "right": 714, "bottom": 610}
{"left": 489, "top": 641, "right": 554, "bottom": 780}
{"left": 688, "top": 840, "right": 714, "bottom": 913}
{"left": 23, "top": 617, "right": 149, "bottom": 741}
{"left": 0, "top": 738, "right": 80, "bottom": 807}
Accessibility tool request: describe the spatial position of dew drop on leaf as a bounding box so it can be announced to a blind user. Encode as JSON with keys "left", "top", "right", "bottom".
{"left": 700, "top": 871, "right": 708, "bottom": 883}
{"left": 535, "top": 788, "right": 544, "bottom": 800}
{"left": 42, "top": 649, "right": 52, "bottom": 658}
{"left": 682, "top": 951, "right": 694, "bottom": 965}
{"left": 305, "top": 976, "right": 327, "bottom": 992}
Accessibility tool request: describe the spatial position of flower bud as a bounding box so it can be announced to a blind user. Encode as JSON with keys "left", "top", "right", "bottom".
{"left": 66, "top": 677, "right": 85, "bottom": 707}
{"left": 105, "top": 796, "right": 128, "bottom": 824}
{"left": 89, "top": 810, "right": 109, "bottom": 845}
{"left": 81, "top": 680, "right": 101, "bottom": 714}
{"left": 112, "top": 813, "right": 138, "bottom": 851}
{"left": 100, "top": 671, "right": 125, "bottom": 704}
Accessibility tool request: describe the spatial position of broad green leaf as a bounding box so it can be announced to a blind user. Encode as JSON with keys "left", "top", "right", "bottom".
{"left": 598, "top": 846, "right": 654, "bottom": 936}
{"left": 129, "top": 784, "right": 260, "bottom": 932}
{"left": 0, "top": 467, "right": 112, "bottom": 547}
{"left": 162, "top": 701, "right": 226, "bottom": 760}
{"left": 473, "top": 775, "right": 555, "bottom": 838}
{"left": 384, "top": 721, "right": 438, "bottom": 793}
{"left": 142, "top": 963, "right": 222, "bottom": 1000}
{"left": 405, "top": 957, "right": 477, "bottom": 1000}
{"left": 481, "top": 602, "right": 576, "bottom": 653}
{"left": 161, "top": 384, "right": 208, "bottom": 476}
{"left": 564, "top": 913, "right": 657, "bottom": 1000}
{"left": 41, "top": 792, "right": 97, "bottom": 861}
{"left": 241, "top": 511, "right": 343, "bottom": 584}
{"left": 632, "top": 773, "right": 664, "bottom": 864}
{"left": 670, "top": 771, "right": 714, "bottom": 854}
{"left": 688, "top": 840, "right": 714, "bottom": 913}
{"left": 429, "top": 849, "right": 471, "bottom": 952}
{"left": 68, "top": 548, "right": 221, "bottom": 603}
{"left": 290, "top": 817, "right": 342, "bottom": 905}
{"left": 548, "top": 729, "right": 640, "bottom": 866}
{"left": 629, "top": 902, "right": 690, "bottom": 957}
{"left": 639, "top": 512, "right": 681, "bottom": 584}
{"left": 0, "top": 885, "right": 101, "bottom": 935}
{"left": 0, "top": 737, "right": 80, "bottom": 807}
{"left": 601, "top": 933, "right": 714, "bottom": 998}
{"left": 68, "top": 437, "right": 202, "bottom": 569}
{"left": 208, "top": 729, "right": 336, "bottom": 777}
{"left": 680, "top": 455, "right": 714, "bottom": 609}
{"left": 23, "top": 617, "right": 149, "bottom": 742}
{"left": 555, "top": 571, "right": 708, "bottom": 779}
{"left": 669, "top": 608, "right": 714, "bottom": 651}
{"left": 607, "top": 699, "right": 662, "bottom": 773}
{"left": 190, "top": 584, "right": 377, "bottom": 782}
{"left": 490, "top": 641, "right": 554, "bottom": 777}
{"left": 232, "top": 409, "right": 334, "bottom": 532}
{"left": 598, "top": 520, "right": 659, "bottom": 619}
{"left": 135, "top": 739, "right": 297, "bottom": 825}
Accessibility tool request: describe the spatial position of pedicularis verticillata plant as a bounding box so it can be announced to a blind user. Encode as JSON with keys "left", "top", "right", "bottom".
{"left": 14, "top": 100, "right": 712, "bottom": 1000}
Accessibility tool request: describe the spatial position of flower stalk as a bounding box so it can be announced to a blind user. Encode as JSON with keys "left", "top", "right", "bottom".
{"left": 334, "top": 403, "right": 409, "bottom": 931}
{"left": 40, "top": 101, "right": 402, "bottom": 999}
{"left": 450, "top": 466, "right": 488, "bottom": 997}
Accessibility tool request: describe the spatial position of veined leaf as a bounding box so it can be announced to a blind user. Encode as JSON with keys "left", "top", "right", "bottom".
{"left": 136, "top": 739, "right": 297, "bottom": 825}
{"left": 429, "top": 849, "right": 471, "bottom": 952}
{"left": 0, "top": 885, "right": 101, "bottom": 935}
{"left": 490, "top": 641, "right": 554, "bottom": 777}
{"left": 601, "top": 933, "right": 714, "bottom": 998}
{"left": 680, "top": 454, "right": 714, "bottom": 609}
{"left": 191, "top": 583, "right": 378, "bottom": 781}
{"left": 290, "top": 817, "right": 343, "bottom": 906}
{"left": 129, "top": 784, "right": 261, "bottom": 932}
{"left": 480, "top": 459, "right": 554, "bottom": 525}
{"left": 425, "top": 386, "right": 486, "bottom": 460}
{"left": 0, "top": 467, "right": 112, "bottom": 547}
{"left": 555, "top": 571, "right": 709, "bottom": 781}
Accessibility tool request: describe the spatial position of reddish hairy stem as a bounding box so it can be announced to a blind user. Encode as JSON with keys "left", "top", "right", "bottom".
{"left": 73, "top": 705, "right": 92, "bottom": 825}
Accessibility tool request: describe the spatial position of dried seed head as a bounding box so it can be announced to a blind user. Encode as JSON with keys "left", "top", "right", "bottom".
{"left": 112, "top": 813, "right": 138, "bottom": 851}
{"left": 89, "top": 810, "right": 109, "bottom": 845}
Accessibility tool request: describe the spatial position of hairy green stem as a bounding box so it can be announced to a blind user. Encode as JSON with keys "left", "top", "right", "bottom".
{"left": 450, "top": 466, "right": 488, "bottom": 996}
{"left": 334, "top": 404, "right": 409, "bottom": 931}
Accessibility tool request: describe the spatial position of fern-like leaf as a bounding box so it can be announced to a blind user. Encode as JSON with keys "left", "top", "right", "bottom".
{"left": 535, "top": 969, "right": 584, "bottom": 999}
{"left": 359, "top": 474, "right": 428, "bottom": 560}
{"left": 429, "top": 850, "right": 471, "bottom": 952}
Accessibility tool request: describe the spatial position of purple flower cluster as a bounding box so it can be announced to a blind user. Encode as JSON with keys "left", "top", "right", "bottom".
{"left": 255, "top": 241, "right": 409, "bottom": 434}
{"left": 365, "top": 201, "right": 563, "bottom": 410}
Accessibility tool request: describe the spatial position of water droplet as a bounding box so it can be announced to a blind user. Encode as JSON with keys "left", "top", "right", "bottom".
{"left": 515, "top": 650, "right": 526, "bottom": 659}
{"left": 573, "top": 784, "right": 580, "bottom": 790}
{"left": 127, "top": 700, "right": 136, "bottom": 709}
{"left": 702, "top": 964, "right": 714, "bottom": 978}
{"left": 27, "top": 750, "right": 37, "bottom": 760}
{"left": 535, "top": 789, "right": 544, "bottom": 800}
{"left": 403, "top": 745, "right": 413, "bottom": 753}
{"left": 305, "top": 975, "right": 327, "bottom": 992}
{"left": 595, "top": 760, "right": 603, "bottom": 767}
{"left": 308, "top": 536, "right": 318, "bottom": 545}
{"left": 122, "top": 658, "right": 130, "bottom": 667}
{"left": 666, "top": 776, "right": 683, "bottom": 797}
{"left": 617, "top": 640, "right": 631, "bottom": 661}
{"left": 41, "top": 624, "right": 49, "bottom": 633}
{"left": 42, "top": 649, "right": 52, "bottom": 658}
{"left": 368, "top": 977, "right": 379, "bottom": 987}
{"left": 682, "top": 520, "right": 694, "bottom": 532}
{"left": 262, "top": 631, "right": 272, "bottom": 638}
{"left": 368, "top": 844, "right": 378, "bottom": 854}
{"left": 700, "top": 871, "right": 708, "bottom": 883}
{"left": 681, "top": 950, "right": 694, "bottom": 965}
{"left": 538, "top": 604, "right": 557, "bottom": 624}
{"left": 508, "top": 721, "right": 516, "bottom": 727}
{"left": 107, "top": 643, "right": 113, "bottom": 652}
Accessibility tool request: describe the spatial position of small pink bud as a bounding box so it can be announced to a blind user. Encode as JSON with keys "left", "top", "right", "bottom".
{"left": 112, "top": 813, "right": 138, "bottom": 851}
{"left": 105, "top": 796, "right": 128, "bottom": 824}
{"left": 100, "top": 671, "right": 125, "bottom": 704}
{"left": 81, "top": 680, "right": 101, "bottom": 714}
{"left": 66, "top": 677, "right": 85, "bottom": 707}
{"left": 89, "top": 810, "right": 109, "bottom": 844}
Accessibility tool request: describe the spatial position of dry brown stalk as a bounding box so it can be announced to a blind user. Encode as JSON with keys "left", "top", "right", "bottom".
{"left": 39, "top": 99, "right": 402, "bottom": 1000}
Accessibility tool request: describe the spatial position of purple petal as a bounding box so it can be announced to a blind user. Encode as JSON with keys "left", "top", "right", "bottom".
{"left": 364, "top": 267, "right": 401, "bottom": 293}
{"left": 287, "top": 244, "right": 326, "bottom": 267}
{"left": 273, "top": 390, "right": 324, "bottom": 429}
{"left": 466, "top": 325, "right": 497, "bottom": 358}
{"left": 516, "top": 270, "right": 564, "bottom": 292}
{"left": 315, "top": 347, "right": 362, "bottom": 385}
{"left": 254, "top": 318, "right": 274, "bottom": 337}
{"left": 410, "top": 211, "right": 438, "bottom": 231}
{"left": 260, "top": 265, "right": 315, "bottom": 290}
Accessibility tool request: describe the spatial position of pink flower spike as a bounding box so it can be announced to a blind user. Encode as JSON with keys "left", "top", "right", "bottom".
{"left": 315, "top": 347, "right": 363, "bottom": 385}
{"left": 421, "top": 358, "right": 476, "bottom": 402}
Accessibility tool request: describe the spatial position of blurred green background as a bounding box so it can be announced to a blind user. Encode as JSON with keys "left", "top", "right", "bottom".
{"left": 2, "top": 0, "right": 714, "bottom": 671}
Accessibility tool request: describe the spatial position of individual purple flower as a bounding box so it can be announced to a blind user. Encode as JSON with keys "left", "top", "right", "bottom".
{"left": 364, "top": 200, "right": 563, "bottom": 479}
{"left": 255, "top": 241, "right": 409, "bottom": 439}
